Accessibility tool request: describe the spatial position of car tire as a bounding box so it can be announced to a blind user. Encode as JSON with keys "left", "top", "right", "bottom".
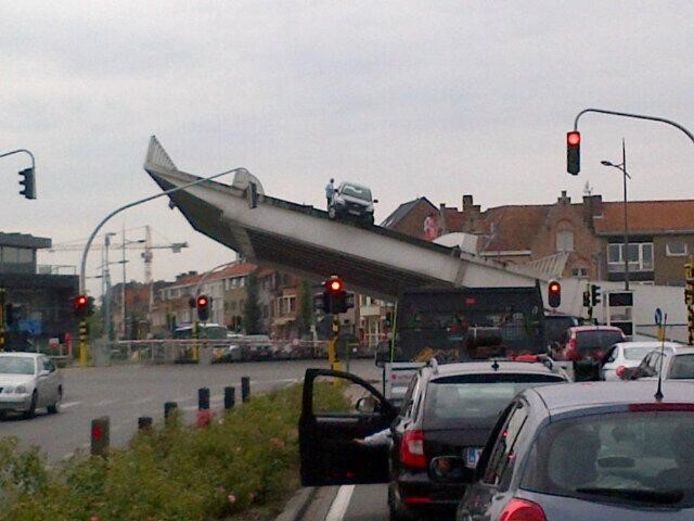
{"left": 47, "top": 386, "right": 62, "bottom": 414}
{"left": 365, "top": 214, "right": 374, "bottom": 226}
{"left": 328, "top": 206, "right": 337, "bottom": 219}
{"left": 24, "top": 391, "right": 37, "bottom": 419}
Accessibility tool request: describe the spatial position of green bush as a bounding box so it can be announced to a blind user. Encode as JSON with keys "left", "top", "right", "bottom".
{"left": 0, "top": 383, "right": 349, "bottom": 521}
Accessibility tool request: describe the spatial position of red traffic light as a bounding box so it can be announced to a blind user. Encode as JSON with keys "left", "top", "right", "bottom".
{"left": 547, "top": 280, "right": 561, "bottom": 308}
{"left": 548, "top": 281, "right": 561, "bottom": 294}
{"left": 325, "top": 276, "right": 344, "bottom": 293}
{"left": 567, "top": 131, "right": 581, "bottom": 147}
{"left": 196, "top": 295, "right": 209, "bottom": 308}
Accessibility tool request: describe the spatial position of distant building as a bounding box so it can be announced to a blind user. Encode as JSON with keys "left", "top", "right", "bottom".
{"left": 0, "top": 232, "right": 78, "bottom": 350}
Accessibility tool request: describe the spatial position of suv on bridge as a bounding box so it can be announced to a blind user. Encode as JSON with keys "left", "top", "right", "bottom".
{"left": 328, "top": 181, "right": 377, "bottom": 225}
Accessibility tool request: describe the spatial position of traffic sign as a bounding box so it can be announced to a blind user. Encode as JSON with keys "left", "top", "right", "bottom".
{"left": 654, "top": 308, "right": 663, "bottom": 326}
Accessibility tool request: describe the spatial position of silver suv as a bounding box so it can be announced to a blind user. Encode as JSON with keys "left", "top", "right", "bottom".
{"left": 328, "top": 181, "right": 377, "bottom": 225}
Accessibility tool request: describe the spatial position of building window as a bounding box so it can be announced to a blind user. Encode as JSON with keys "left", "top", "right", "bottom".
{"left": 556, "top": 230, "right": 574, "bottom": 252}
{"left": 607, "top": 242, "right": 654, "bottom": 273}
{"left": 571, "top": 267, "right": 588, "bottom": 277}
{"left": 666, "top": 241, "right": 688, "bottom": 257}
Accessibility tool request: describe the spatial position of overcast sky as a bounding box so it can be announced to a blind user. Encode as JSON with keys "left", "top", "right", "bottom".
{"left": 2, "top": 1, "right": 692, "bottom": 295}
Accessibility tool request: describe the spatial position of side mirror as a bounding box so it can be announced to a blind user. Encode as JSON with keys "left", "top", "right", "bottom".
{"left": 373, "top": 199, "right": 379, "bottom": 204}
{"left": 39, "top": 369, "right": 50, "bottom": 378}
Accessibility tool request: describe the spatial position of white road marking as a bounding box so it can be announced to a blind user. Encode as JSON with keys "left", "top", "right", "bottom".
{"left": 60, "top": 401, "right": 81, "bottom": 409}
{"left": 325, "top": 485, "right": 355, "bottom": 521}
{"left": 132, "top": 397, "right": 154, "bottom": 405}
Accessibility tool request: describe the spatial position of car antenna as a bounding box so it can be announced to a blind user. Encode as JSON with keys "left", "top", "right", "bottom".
{"left": 654, "top": 313, "right": 668, "bottom": 402}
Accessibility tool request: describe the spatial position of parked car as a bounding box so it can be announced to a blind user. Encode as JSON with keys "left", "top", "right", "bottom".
{"left": 328, "top": 181, "right": 377, "bottom": 225}
{"left": 299, "top": 358, "right": 568, "bottom": 520}
{"left": 0, "top": 352, "right": 63, "bottom": 419}
{"left": 625, "top": 345, "right": 694, "bottom": 382}
{"left": 601, "top": 341, "right": 680, "bottom": 381}
{"left": 452, "top": 380, "right": 694, "bottom": 520}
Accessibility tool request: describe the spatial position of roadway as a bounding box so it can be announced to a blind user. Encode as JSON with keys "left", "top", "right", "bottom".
{"left": 0, "top": 358, "right": 381, "bottom": 463}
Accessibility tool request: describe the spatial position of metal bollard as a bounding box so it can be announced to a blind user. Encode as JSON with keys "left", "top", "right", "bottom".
{"left": 241, "top": 376, "right": 251, "bottom": 402}
{"left": 164, "top": 401, "right": 178, "bottom": 421}
{"left": 224, "top": 386, "right": 236, "bottom": 410}
{"left": 91, "top": 416, "right": 110, "bottom": 457}
{"left": 138, "top": 416, "right": 153, "bottom": 431}
{"left": 198, "top": 387, "right": 210, "bottom": 410}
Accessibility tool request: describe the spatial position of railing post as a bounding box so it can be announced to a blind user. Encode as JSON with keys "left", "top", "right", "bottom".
{"left": 224, "top": 386, "right": 236, "bottom": 410}
{"left": 241, "top": 376, "right": 251, "bottom": 402}
{"left": 90, "top": 416, "right": 110, "bottom": 457}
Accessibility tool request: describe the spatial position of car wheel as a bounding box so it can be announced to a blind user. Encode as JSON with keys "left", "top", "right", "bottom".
{"left": 365, "top": 214, "right": 374, "bottom": 226}
{"left": 24, "top": 391, "right": 38, "bottom": 419}
{"left": 328, "top": 206, "right": 337, "bottom": 219}
{"left": 47, "top": 386, "right": 62, "bottom": 414}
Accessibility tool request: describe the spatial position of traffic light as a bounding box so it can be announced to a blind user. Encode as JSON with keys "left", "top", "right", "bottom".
{"left": 583, "top": 290, "right": 591, "bottom": 308}
{"left": 196, "top": 294, "right": 210, "bottom": 322}
{"left": 566, "top": 131, "right": 581, "bottom": 175}
{"left": 547, "top": 280, "right": 561, "bottom": 308}
{"left": 74, "top": 294, "right": 89, "bottom": 318}
{"left": 590, "top": 284, "right": 602, "bottom": 307}
{"left": 18, "top": 167, "right": 36, "bottom": 200}
{"left": 684, "top": 262, "right": 694, "bottom": 306}
{"left": 322, "top": 275, "right": 355, "bottom": 314}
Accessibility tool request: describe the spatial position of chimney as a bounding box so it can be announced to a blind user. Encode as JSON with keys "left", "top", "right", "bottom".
{"left": 557, "top": 190, "right": 571, "bottom": 205}
{"left": 582, "top": 194, "right": 603, "bottom": 228}
{"left": 462, "top": 194, "right": 474, "bottom": 211}
{"left": 438, "top": 203, "right": 448, "bottom": 234}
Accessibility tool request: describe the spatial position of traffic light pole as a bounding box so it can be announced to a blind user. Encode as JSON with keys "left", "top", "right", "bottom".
{"left": 573, "top": 108, "right": 694, "bottom": 145}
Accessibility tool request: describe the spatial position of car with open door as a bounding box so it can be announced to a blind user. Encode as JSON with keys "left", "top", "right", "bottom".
{"left": 299, "top": 367, "right": 398, "bottom": 487}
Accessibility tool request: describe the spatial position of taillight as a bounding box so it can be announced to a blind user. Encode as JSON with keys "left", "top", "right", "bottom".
{"left": 400, "top": 429, "right": 426, "bottom": 469}
{"left": 615, "top": 365, "right": 626, "bottom": 379}
{"left": 499, "top": 498, "right": 547, "bottom": 521}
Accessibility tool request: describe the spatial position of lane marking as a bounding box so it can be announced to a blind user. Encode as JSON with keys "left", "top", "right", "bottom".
{"left": 325, "top": 485, "right": 355, "bottom": 521}
{"left": 61, "top": 401, "right": 81, "bottom": 409}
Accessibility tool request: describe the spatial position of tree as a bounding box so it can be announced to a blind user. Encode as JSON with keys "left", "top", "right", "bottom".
{"left": 243, "top": 273, "right": 262, "bottom": 334}
{"left": 296, "top": 280, "right": 314, "bottom": 337}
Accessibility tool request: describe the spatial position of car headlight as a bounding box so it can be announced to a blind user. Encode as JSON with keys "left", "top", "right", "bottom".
{"left": 15, "top": 385, "right": 28, "bottom": 394}
{"left": 3, "top": 385, "right": 14, "bottom": 393}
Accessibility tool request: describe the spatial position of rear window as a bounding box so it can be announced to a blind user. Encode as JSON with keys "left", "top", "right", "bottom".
{"left": 422, "top": 373, "right": 564, "bottom": 429}
{"left": 521, "top": 411, "right": 694, "bottom": 507}
{"left": 623, "top": 346, "right": 653, "bottom": 361}
{"left": 576, "top": 330, "right": 624, "bottom": 353}
{"left": 668, "top": 354, "right": 694, "bottom": 379}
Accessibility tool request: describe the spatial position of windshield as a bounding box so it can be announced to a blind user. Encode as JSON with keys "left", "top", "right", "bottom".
{"left": 521, "top": 411, "right": 694, "bottom": 507}
{"left": 423, "top": 373, "right": 564, "bottom": 429}
{"left": 0, "top": 357, "right": 35, "bottom": 375}
{"left": 340, "top": 184, "right": 372, "bottom": 202}
{"left": 623, "top": 346, "right": 653, "bottom": 361}
{"left": 668, "top": 354, "right": 694, "bottom": 379}
{"left": 577, "top": 330, "right": 624, "bottom": 353}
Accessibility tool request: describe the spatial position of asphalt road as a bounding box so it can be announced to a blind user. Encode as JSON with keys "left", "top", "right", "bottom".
{"left": 0, "top": 358, "right": 381, "bottom": 462}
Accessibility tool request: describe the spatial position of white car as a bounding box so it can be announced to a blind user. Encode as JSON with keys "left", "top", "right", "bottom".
{"left": 601, "top": 341, "right": 681, "bottom": 381}
{"left": 630, "top": 345, "right": 694, "bottom": 381}
{"left": 0, "top": 352, "right": 63, "bottom": 419}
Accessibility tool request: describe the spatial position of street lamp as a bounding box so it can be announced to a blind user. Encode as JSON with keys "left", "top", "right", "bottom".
{"left": 601, "top": 139, "right": 631, "bottom": 290}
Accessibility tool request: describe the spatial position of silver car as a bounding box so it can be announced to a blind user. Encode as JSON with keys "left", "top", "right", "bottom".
{"left": 0, "top": 352, "right": 63, "bottom": 419}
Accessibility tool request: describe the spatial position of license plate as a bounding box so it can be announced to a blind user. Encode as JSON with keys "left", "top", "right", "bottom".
{"left": 463, "top": 447, "right": 483, "bottom": 469}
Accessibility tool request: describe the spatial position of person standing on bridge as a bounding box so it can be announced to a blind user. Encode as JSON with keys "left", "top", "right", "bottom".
{"left": 325, "top": 178, "right": 335, "bottom": 210}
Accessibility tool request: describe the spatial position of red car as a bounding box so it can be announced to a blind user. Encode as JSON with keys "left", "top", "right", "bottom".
{"left": 556, "top": 325, "right": 626, "bottom": 362}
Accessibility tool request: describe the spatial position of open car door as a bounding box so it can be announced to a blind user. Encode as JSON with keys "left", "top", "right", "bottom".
{"left": 300, "top": 368, "right": 398, "bottom": 486}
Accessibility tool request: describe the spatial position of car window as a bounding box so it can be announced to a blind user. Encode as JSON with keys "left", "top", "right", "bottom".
{"left": 521, "top": 411, "right": 694, "bottom": 507}
{"left": 422, "top": 373, "right": 563, "bottom": 429}
{"left": 604, "top": 345, "right": 618, "bottom": 363}
{"left": 623, "top": 346, "right": 653, "bottom": 361}
{"left": 341, "top": 184, "right": 372, "bottom": 201}
{"left": 0, "top": 357, "right": 35, "bottom": 375}
{"left": 576, "top": 330, "right": 624, "bottom": 353}
{"left": 668, "top": 354, "right": 694, "bottom": 379}
{"left": 482, "top": 401, "right": 528, "bottom": 488}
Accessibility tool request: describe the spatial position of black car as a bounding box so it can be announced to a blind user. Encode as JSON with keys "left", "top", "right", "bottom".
{"left": 298, "top": 358, "right": 568, "bottom": 520}
{"left": 452, "top": 381, "right": 694, "bottom": 521}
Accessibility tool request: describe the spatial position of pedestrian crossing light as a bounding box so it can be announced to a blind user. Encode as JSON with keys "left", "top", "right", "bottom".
{"left": 18, "top": 167, "right": 36, "bottom": 200}
{"left": 547, "top": 280, "right": 561, "bottom": 308}
{"left": 196, "top": 294, "right": 210, "bottom": 322}
{"left": 567, "top": 131, "right": 581, "bottom": 175}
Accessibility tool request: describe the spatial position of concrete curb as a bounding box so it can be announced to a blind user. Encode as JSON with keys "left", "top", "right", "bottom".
{"left": 274, "top": 487, "right": 318, "bottom": 521}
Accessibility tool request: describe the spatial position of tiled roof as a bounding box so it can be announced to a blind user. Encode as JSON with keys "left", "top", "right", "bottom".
{"left": 381, "top": 197, "right": 436, "bottom": 228}
{"left": 481, "top": 205, "right": 550, "bottom": 252}
{"left": 595, "top": 200, "right": 694, "bottom": 235}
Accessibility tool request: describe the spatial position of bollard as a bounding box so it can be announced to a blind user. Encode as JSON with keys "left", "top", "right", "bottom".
{"left": 164, "top": 401, "right": 178, "bottom": 422}
{"left": 91, "top": 416, "right": 110, "bottom": 457}
{"left": 241, "top": 376, "right": 250, "bottom": 402}
{"left": 138, "top": 416, "right": 153, "bottom": 431}
{"left": 198, "top": 387, "right": 210, "bottom": 410}
{"left": 224, "top": 386, "right": 236, "bottom": 410}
